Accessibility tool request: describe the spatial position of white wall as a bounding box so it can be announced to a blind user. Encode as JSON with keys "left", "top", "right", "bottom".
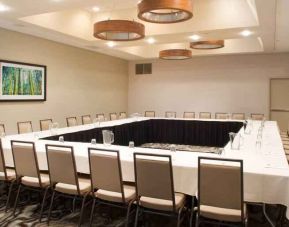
{"left": 0, "top": 28, "right": 128, "bottom": 134}
{"left": 128, "top": 53, "right": 289, "bottom": 118}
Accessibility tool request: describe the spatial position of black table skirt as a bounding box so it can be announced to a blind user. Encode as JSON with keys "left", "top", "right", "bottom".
{"left": 42, "top": 119, "right": 243, "bottom": 148}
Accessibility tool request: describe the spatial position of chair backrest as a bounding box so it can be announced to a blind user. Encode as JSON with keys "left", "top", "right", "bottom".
{"left": 110, "top": 113, "right": 118, "bottom": 121}
{"left": 0, "top": 139, "right": 7, "bottom": 180}
{"left": 45, "top": 145, "right": 80, "bottom": 193}
{"left": 134, "top": 153, "right": 176, "bottom": 211}
{"left": 96, "top": 113, "right": 105, "bottom": 122}
{"left": 11, "top": 140, "right": 42, "bottom": 186}
{"left": 66, "top": 117, "right": 77, "bottom": 127}
{"left": 198, "top": 157, "right": 244, "bottom": 219}
{"left": 89, "top": 148, "right": 125, "bottom": 202}
{"left": 119, "top": 112, "right": 127, "bottom": 119}
{"left": 183, "top": 112, "right": 195, "bottom": 119}
{"left": 165, "top": 111, "right": 176, "bottom": 118}
{"left": 199, "top": 112, "right": 211, "bottom": 119}
{"left": 0, "top": 124, "right": 5, "bottom": 136}
{"left": 251, "top": 113, "right": 264, "bottom": 121}
{"left": 40, "top": 119, "right": 53, "bottom": 131}
{"left": 145, "top": 111, "right": 155, "bottom": 117}
{"left": 17, "top": 121, "right": 33, "bottom": 134}
{"left": 215, "top": 113, "right": 228, "bottom": 119}
{"left": 81, "top": 115, "right": 92, "bottom": 125}
{"left": 232, "top": 113, "right": 245, "bottom": 120}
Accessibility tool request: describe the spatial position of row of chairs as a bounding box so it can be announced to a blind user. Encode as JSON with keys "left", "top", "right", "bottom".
{"left": 0, "top": 140, "right": 247, "bottom": 226}
{"left": 0, "top": 112, "right": 127, "bottom": 135}
{"left": 145, "top": 111, "right": 265, "bottom": 120}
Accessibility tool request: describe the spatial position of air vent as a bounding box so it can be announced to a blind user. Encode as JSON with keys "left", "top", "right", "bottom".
{"left": 135, "top": 63, "right": 152, "bottom": 75}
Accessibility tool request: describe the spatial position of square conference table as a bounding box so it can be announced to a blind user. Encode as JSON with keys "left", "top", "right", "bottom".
{"left": 1, "top": 117, "right": 289, "bottom": 221}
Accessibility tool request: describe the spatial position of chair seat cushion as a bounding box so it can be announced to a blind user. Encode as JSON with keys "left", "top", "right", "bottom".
{"left": 283, "top": 141, "right": 289, "bottom": 145}
{"left": 95, "top": 185, "right": 135, "bottom": 203}
{"left": 139, "top": 193, "right": 185, "bottom": 212}
{"left": 22, "top": 174, "right": 50, "bottom": 188}
{"left": 200, "top": 204, "right": 245, "bottom": 222}
{"left": 285, "top": 149, "right": 289, "bottom": 155}
{"left": 55, "top": 177, "right": 91, "bottom": 195}
{"left": 0, "top": 168, "right": 16, "bottom": 181}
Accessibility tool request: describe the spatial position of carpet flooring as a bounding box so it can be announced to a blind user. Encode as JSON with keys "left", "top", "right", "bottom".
{"left": 0, "top": 189, "right": 288, "bottom": 227}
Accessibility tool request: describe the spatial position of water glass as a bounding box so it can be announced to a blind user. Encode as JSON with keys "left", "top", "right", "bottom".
{"left": 59, "top": 136, "right": 64, "bottom": 143}
{"left": 129, "top": 141, "right": 135, "bottom": 148}
{"left": 91, "top": 139, "right": 96, "bottom": 145}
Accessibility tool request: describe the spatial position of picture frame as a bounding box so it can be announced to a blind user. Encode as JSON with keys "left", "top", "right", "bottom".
{"left": 0, "top": 60, "right": 46, "bottom": 101}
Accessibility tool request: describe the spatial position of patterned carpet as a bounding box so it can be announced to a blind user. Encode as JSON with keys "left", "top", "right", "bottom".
{"left": 0, "top": 186, "right": 288, "bottom": 227}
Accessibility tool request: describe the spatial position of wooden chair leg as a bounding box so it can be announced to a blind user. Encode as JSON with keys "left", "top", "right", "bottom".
{"left": 125, "top": 200, "right": 134, "bottom": 227}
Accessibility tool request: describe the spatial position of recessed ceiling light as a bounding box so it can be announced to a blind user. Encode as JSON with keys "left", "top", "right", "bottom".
{"left": 190, "top": 34, "right": 200, "bottom": 41}
{"left": 147, "top": 37, "right": 155, "bottom": 44}
{"left": 92, "top": 6, "right": 100, "bottom": 12}
{"left": 107, "top": 41, "right": 116, "bottom": 48}
{"left": 240, "top": 30, "right": 252, "bottom": 37}
{"left": 0, "top": 4, "right": 10, "bottom": 12}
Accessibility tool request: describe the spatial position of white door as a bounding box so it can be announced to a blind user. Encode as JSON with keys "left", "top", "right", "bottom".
{"left": 270, "top": 78, "right": 289, "bottom": 132}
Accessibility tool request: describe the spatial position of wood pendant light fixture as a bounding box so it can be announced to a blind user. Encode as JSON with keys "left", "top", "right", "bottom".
{"left": 159, "top": 49, "right": 192, "bottom": 60}
{"left": 138, "top": 0, "right": 193, "bottom": 23}
{"left": 190, "top": 40, "right": 225, "bottom": 49}
{"left": 93, "top": 20, "right": 145, "bottom": 41}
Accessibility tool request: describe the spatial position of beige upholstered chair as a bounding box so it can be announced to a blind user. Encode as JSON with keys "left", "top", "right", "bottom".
{"left": 88, "top": 148, "right": 136, "bottom": 226}
{"left": 165, "top": 111, "right": 177, "bottom": 118}
{"left": 251, "top": 113, "right": 264, "bottom": 121}
{"left": 145, "top": 111, "right": 155, "bottom": 117}
{"left": 215, "top": 113, "right": 229, "bottom": 119}
{"left": 45, "top": 144, "right": 91, "bottom": 226}
{"left": 11, "top": 140, "right": 50, "bottom": 220}
{"left": 134, "top": 153, "right": 186, "bottom": 227}
{"left": 232, "top": 113, "right": 245, "bottom": 120}
{"left": 96, "top": 113, "right": 105, "bottom": 122}
{"left": 194, "top": 157, "right": 247, "bottom": 227}
{"left": 0, "top": 124, "right": 5, "bottom": 136}
{"left": 183, "top": 112, "right": 195, "bottom": 119}
{"left": 40, "top": 119, "right": 53, "bottom": 131}
{"left": 119, "top": 112, "right": 127, "bottom": 119}
{"left": 66, "top": 117, "right": 77, "bottom": 127}
{"left": 17, "top": 121, "right": 33, "bottom": 134}
{"left": 81, "top": 115, "right": 92, "bottom": 125}
{"left": 0, "top": 139, "right": 16, "bottom": 211}
{"left": 199, "top": 112, "right": 211, "bottom": 119}
{"left": 110, "top": 112, "right": 118, "bottom": 121}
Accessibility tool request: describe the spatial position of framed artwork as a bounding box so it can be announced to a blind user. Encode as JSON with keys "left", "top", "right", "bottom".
{"left": 0, "top": 60, "right": 46, "bottom": 101}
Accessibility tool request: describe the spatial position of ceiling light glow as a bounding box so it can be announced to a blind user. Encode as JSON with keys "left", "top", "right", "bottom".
{"left": 107, "top": 41, "right": 116, "bottom": 48}
{"left": 190, "top": 34, "right": 200, "bottom": 41}
{"left": 0, "top": 4, "right": 10, "bottom": 12}
{"left": 147, "top": 37, "right": 155, "bottom": 44}
{"left": 92, "top": 6, "right": 100, "bottom": 12}
{"left": 240, "top": 30, "right": 252, "bottom": 37}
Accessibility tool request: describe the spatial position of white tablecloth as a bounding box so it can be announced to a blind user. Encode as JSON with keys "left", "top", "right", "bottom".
{"left": 2, "top": 117, "right": 289, "bottom": 218}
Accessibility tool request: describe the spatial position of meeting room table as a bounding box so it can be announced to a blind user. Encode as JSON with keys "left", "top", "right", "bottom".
{"left": 1, "top": 117, "right": 289, "bottom": 226}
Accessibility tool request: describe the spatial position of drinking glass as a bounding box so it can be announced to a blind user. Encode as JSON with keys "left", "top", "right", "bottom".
{"left": 59, "top": 136, "right": 64, "bottom": 143}
{"left": 129, "top": 141, "right": 135, "bottom": 148}
{"left": 91, "top": 139, "right": 96, "bottom": 145}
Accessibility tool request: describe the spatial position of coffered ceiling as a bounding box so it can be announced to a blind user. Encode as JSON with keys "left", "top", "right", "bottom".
{"left": 0, "top": 0, "right": 288, "bottom": 60}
